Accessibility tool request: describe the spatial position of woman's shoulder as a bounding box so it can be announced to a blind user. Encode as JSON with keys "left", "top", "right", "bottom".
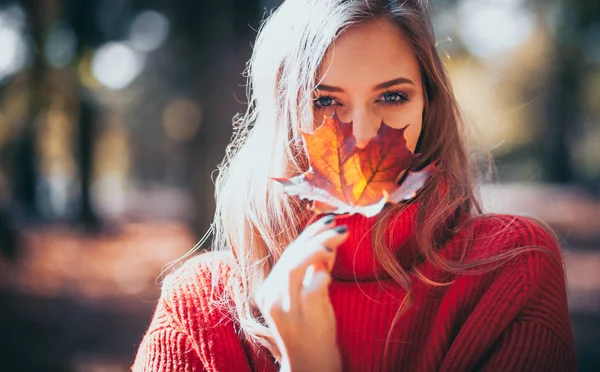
{"left": 457, "top": 214, "right": 574, "bottom": 346}
{"left": 134, "top": 251, "right": 249, "bottom": 371}
{"left": 161, "top": 250, "right": 234, "bottom": 298}
{"left": 466, "top": 213, "right": 561, "bottom": 257}
{"left": 456, "top": 213, "right": 566, "bottom": 291}
{"left": 157, "top": 250, "right": 237, "bottom": 328}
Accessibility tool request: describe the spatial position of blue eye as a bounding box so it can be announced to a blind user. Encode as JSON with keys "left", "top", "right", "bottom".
{"left": 317, "top": 97, "right": 333, "bottom": 106}
{"left": 379, "top": 90, "right": 410, "bottom": 106}
{"left": 314, "top": 96, "right": 337, "bottom": 108}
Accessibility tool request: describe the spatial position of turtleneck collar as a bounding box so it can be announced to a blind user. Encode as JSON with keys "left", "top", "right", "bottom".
{"left": 329, "top": 201, "right": 420, "bottom": 282}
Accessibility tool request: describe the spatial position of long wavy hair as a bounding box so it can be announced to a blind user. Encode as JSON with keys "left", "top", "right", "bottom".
{"left": 190, "top": 0, "right": 562, "bottom": 363}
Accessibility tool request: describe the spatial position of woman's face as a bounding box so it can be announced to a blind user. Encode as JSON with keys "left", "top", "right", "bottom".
{"left": 313, "top": 18, "right": 425, "bottom": 151}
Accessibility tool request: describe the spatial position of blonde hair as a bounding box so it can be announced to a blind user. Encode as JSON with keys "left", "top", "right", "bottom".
{"left": 189, "top": 0, "right": 564, "bottom": 363}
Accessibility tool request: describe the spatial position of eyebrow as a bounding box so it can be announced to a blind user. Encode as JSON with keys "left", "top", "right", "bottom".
{"left": 315, "top": 77, "right": 415, "bottom": 93}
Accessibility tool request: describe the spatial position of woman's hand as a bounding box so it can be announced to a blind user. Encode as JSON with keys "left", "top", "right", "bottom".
{"left": 254, "top": 214, "right": 348, "bottom": 372}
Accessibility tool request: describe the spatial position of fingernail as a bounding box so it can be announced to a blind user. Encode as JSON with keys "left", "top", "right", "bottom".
{"left": 324, "top": 246, "right": 334, "bottom": 253}
{"left": 322, "top": 214, "right": 335, "bottom": 225}
{"left": 334, "top": 225, "right": 347, "bottom": 234}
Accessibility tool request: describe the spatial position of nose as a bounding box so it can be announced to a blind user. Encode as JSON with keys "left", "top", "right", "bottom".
{"left": 351, "top": 109, "right": 380, "bottom": 149}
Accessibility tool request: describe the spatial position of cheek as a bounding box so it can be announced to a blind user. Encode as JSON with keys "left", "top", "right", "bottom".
{"left": 313, "top": 110, "right": 324, "bottom": 129}
{"left": 313, "top": 106, "right": 336, "bottom": 128}
{"left": 381, "top": 104, "right": 423, "bottom": 153}
{"left": 403, "top": 118, "right": 422, "bottom": 153}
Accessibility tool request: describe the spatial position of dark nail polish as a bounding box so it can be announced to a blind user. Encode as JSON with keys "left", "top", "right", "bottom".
{"left": 324, "top": 246, "right": 334, "bottom": 253}
{"left": 334, "top": 225, "right": 348, "bottom": 234}
{"left": 322, "top": 214, "right": 335, "bottom": 225}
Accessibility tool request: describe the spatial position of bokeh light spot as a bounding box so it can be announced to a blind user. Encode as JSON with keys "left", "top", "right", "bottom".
{"left": 162, "top": 98, "right": 203, "bottom": 142}
{"left": 129, "top": 10, "right": 170, "bottom": 52}
{"left": 44, "top": 22, "right": 77, "bottom": 67}
{"left": 91, "top": 42, "right": 145, "bottom": 90}
{"left": 458, "top": 0, "right": 534, "bottom": 59}
{"left": 0, "top": 26, "right": 28, "bottom": 80}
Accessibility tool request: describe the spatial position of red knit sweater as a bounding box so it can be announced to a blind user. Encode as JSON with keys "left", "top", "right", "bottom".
{"left": 132, "top": 201, "right": 578, "bottom": 371}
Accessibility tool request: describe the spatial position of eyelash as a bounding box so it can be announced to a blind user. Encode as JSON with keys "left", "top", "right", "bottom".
{"left": 313, "top": 90, "right": 411, "bottom": 110}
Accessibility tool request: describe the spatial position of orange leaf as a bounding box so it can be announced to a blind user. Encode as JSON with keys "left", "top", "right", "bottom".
{"left": 273, "top": 112, "right": 437, "bottom": 217}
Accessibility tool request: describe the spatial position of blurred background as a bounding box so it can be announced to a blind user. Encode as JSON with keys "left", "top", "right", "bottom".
{"left": 0, "top": 0, "right": 597, "bottom": 370}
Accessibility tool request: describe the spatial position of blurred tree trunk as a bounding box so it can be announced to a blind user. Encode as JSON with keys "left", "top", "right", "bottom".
{"left": 13, "top": 0, "right": 49, "bottom": 219}
{"left": 166, "top": 0, "right": 260, "bottom": 240}
{"left": 75, "top": 92, "right": 102, "bottom": 230}
{"left": 66, "top": 0, "right": 103, "bottom": 230}
{"left": 540, "top": 51, "right": 580, "bottom": 183}
{"left": 13, "top": 0, "right": 104, "bottom": 229}
{"left": 539, "top": 0, "right": 600, "bottom": 184}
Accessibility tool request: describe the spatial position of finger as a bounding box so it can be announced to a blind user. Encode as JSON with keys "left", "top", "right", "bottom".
{"left": 286, "top": 243, "right": 332, "bottom": 312}
{"left": 301, "top": 225, "right": 349, "bottom": 276}
{"left": 297, "top": 213, "right": 336, "bottom": 242}
{"left": 287, "top": 226, "right": 348, "bottom": 299}
{"left": 312, "top": 225, "right": 348, "bottom": 251}
{"left": 277, "top": 214, "right": 336, "bottom": 267}
{"left": 301, "top": 269, "right": 332, "bottom": 314}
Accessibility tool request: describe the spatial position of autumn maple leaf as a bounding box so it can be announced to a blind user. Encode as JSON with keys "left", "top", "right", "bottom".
{"left": 272, "top": 112, "right": 437, "bottom": 217}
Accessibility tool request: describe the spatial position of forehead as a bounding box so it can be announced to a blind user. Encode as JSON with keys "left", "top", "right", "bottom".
{"left": 317, "top": 18, "right": 421, "bottom": 86}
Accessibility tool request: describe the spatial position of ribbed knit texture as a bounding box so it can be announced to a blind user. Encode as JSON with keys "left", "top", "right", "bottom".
{"left": 132, "top": 198, "right": 578, "bottom": 371}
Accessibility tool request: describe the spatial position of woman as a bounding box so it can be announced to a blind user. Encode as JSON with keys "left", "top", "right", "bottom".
{"left": 132, "top": 0, "right": 578, "bottom": 371}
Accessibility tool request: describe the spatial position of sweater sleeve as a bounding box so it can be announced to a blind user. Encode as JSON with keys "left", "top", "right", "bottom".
{"left": 439, "top": 215, "right": 578, "bottom": 372}
{"left": 132, "top": 313, "right": 205, "bottom": 372}
{"left": 476, "top": 320, "right": 578, "bottom": 371}
{"left": 131, "top": 253, "right": 254, "bottom": 372}
{"left": 474, "top": 216, "right": 578, "bottom": 371}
